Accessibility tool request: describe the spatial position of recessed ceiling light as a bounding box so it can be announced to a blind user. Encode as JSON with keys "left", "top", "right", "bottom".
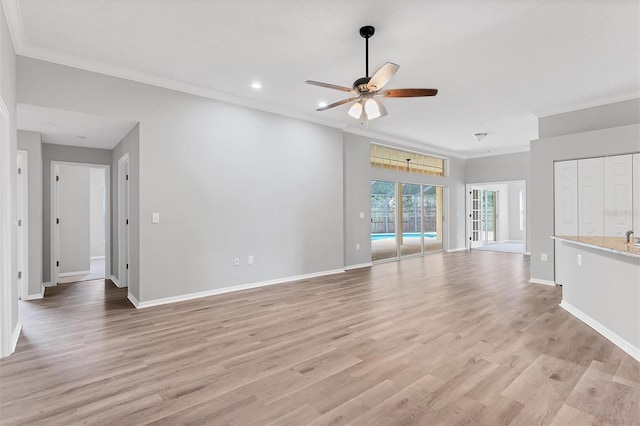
{"left": 251, "top": 82, "right": 262, "bottom": 89}
{"left": 472, "top": 132, "right": 488, "bottom": 141}
{"left": 318, "top": 102, "right": 327, "bottom": 108}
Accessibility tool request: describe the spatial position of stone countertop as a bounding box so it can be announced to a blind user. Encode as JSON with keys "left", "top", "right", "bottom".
{"left": 552, "top": 235, "right": 640, "bottom": 259}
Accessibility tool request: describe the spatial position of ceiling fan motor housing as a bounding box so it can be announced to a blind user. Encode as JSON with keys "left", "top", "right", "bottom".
{"left": 353, "top": 76, "right": 372, "bottom": 92}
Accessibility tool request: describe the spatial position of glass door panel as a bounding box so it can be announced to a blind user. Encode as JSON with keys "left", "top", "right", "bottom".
{"left": 423, "top": 185, "right": 444, "bottom": 252}
{"left": 400, "top": 183, "right": 422, "bottom": 257}
{"left": 486, "top": 190, "right": 497, "bottom": 242}
{"left": 371, "top": 180, "right": 397, "bottom": 261}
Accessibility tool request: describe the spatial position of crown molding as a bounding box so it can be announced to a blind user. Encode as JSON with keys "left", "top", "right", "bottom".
{"left": 535, "top": 91, "right": 640, "bottom": 118}
{"left": 463, "top": 144, "right": 531, "bottom": 160}
{"left": 2, "top": 0, "right": 25, "bottom": 53}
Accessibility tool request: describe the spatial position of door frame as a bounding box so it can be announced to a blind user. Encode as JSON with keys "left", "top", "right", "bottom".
{"left": 50, "top": 161, "right": 111, "bottom": 287}
{"left": 17, "top": 150, "right": 28, "bottom": 299}
{"left": 117, "top": 153, "right": 130, "bottom": 288}
{"left": 466, "top": 180, "right": 527, "bottom": 251}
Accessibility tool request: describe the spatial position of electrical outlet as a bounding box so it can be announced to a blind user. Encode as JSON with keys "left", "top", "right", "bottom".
{"left": 356, "top": 243, "right": 360, "bottom": 250}
{"left": 541, "top": 253, "right": 548, "bottom": 262}
{"left": 248, "top": 255, "right": 254, "bottom": 265}
{"left": 577, "top": 254, "right": 582, "bottom": 266}
{"left": 234, "top": 257, "right": 240, "bottom": 266}
{"left": 359, "top": 212, "right": 365, "bottom": 219}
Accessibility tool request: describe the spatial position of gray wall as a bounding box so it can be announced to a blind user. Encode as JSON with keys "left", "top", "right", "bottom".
{"left": 20, "top": 57, "right": 344, "bottom": 303}
{"left": 41, "top": 143, "right": 111, "bottom": 283}
{"left": 539, "top": 98, "right": 640, "bottom": 139}
{"left": 111, "top": 124, "right": 140, "bottom": 298}
{"left": 0, "top": 3, "right": 19, "bottom": 353}
{"left": 342, "top": 133, "right": 467, "bottom": 269}
{"left": 17, "top": 130, "right": 43, "bottom": 296}
{"left": 530, "top": 101, "right": 640, "bottom": 283}
{"left": 89, "top": 168, "right": 105, "bottom": 258}
{"left": 58, "top": 165, "right": 90, "bottom": 274}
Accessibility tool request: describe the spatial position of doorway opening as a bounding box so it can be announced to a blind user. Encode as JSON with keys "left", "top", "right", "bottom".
{"left": 466, "top": 181, "right": 526, "bottom": 254}
{"left": 51, "top": 162, "right": 110, "bottom": 286}
{"left": 371, "top": 180, "right": 445, "bottom": 262}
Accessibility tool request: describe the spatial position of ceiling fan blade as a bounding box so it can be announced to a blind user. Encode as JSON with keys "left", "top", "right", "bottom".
{"left": 367, "top": 62, "right": 399, "bottom": 91}
{"left": 381, "top": 88, "right": 438, "bottom": 97}
{"left": 306, "top": 80, "right": 355, "bottom": 93}
{"left": 316, "top": 97, "right": 360, "bottom": 111}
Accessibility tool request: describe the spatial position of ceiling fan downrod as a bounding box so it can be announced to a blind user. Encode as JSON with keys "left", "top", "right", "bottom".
{"left": 359, "top": 25, "right": 375, "bottom": 78}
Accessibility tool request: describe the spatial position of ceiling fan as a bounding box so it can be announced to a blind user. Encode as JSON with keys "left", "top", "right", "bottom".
{"left": 306, "top": 25, "right": 438, "bottom": 122}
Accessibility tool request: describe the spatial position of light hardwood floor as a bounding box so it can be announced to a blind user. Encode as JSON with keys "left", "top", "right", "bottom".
{"left": 1, "top": 251, "right": 638, "bottom": 425}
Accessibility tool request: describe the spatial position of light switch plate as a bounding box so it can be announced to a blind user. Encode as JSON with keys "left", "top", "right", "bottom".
{"left": 359, "top": 212, "right": 365, "bottom": 219}
{"left": 152, "top": 213, "right": 160, "bottom": 223}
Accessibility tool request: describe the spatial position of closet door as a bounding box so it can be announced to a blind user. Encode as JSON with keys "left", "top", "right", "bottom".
{"left": 578, "top": 157, "right": 604, "bottom": 236}
{"left": 554, "top": 160, "right": 578, "bottom": 236}
{"left": 604, "top": 154, "right": 633, "bottom": 237}
{"left": 633, "top": 153, "right": 640, "bottom": 236}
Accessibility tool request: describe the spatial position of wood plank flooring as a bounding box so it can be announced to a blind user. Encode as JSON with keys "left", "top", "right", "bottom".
{"left": 1, "top": 251, "right": 638, "bottom": 425}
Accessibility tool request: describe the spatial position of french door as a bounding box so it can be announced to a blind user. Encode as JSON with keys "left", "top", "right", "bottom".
{"left": 470, "top": 188, "right": 497, "bottom": 248}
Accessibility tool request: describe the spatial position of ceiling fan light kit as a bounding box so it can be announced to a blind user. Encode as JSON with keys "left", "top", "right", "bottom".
{"left": 306, "top": 25, "right": 438, "bottom": 123}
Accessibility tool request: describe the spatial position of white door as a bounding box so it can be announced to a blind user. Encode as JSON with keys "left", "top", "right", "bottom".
{"left": 578, "top": 157, "right": 604, "bottom": 236}
{"left": 118, "top": 155, "right": 130, "bottom": 288}
{"left": 604, "top": 154, "right": 633, "bottom": 237}
{"left": 554, "top": 160, "right": 578, "bottom": 236}
{"left": 52, "top": 164, "right": 60, "bottom": 285}
{"left": 633, "top": 153, "right": 640, "bottom": 237}
{"left": 16, "top": 151, "right": 28, "bottom": 299}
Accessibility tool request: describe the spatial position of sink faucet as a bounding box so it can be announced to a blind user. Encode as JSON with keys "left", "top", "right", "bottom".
{"left": 626, "top": 230, "right": 634, "bottom": 243}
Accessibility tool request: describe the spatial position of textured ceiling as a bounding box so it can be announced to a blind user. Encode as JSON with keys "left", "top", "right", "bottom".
{"left": 6, "top": 0, "right": 640, "bottom": 158}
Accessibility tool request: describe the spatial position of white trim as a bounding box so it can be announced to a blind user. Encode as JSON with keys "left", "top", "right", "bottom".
{"left": 446, "top": 247, "right": 467, "bottom": 253}
{"left": 0, "top": 94, "right": 15, "bottom": 357}
{"left": 536, "top": 92, "right": 640, "bottom": 118}
{"left": 11, "top": 323, "right": 22, "bottom": 353}
{"left": 43, "top": 281, "right": 54, "bottom": 288}
{"left": 560, "top": 300, "right": 640, "bottom": 362}
{"left": 90, "top": 256, "right": 105, "bottom": 260}
{"left": 127, "top": 292, "right": 140, "bottom": 308}
{"left": 344, "top": 262, "right": 373, "bottom": 271}
{"left": 133, "top": 268, "right": 345, "bottom": 309}
{"left": 59, "top": 270, "right": 90, "bottom": 277}
{"left": 110, "top": 275, "right": 127, "bottom": 288}
{"left": 528, "top": 277, "right": 557, "bottom": 286}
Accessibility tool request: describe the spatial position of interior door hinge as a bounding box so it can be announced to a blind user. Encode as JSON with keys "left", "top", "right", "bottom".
{"left": 126, "top": 174, "right": 129, "bottom": 181}
{"left": 18, "top": 271, "right": 22, "bottom": 279}
{"left": 18, "top": 168, "right": 22, "bottom": 175}
{"left": 126, "top": 219, "right": 129, "bottom": 225}
{"left": 126, "top": 263, "right": 129, "bottom": 269}
{"left": 56, "top": 260, "right": 60, "bottom": 267}
{"left": 56, "top": 218, "right": 60, "bottom": 224}
{"left": 56, "top": 175, "right": 60, "bottom": 181}
{"left": 17, "top": 219, "right": 22, "bottom": 226}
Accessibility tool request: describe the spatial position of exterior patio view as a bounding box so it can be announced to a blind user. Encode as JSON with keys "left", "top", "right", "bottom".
{"left": 371, "top": 180, "right": 443, "bottom": 261}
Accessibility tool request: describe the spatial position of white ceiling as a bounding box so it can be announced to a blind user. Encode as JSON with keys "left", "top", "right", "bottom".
{"left": 17, "top": 104, "right": 137, "bottom": 149}
{"left": 6, "top": 0, "right": 640, "bottom": 158}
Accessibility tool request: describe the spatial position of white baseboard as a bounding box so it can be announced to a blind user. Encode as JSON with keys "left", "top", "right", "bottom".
{"left": 560, "top": 300, "right": 640, "bottom": 362}
{"left": 133, "top": 268, "right": 345, "bottom": 309}
{"left": 344, "top": 262, "right": 373, "bottom": 271}
{"left": 59, "top": 270, "right": 90, "bottom": 277}
{"left": 524, "top": 252, "right": 531, "bottom": 256}
{"left": 109, "top": 275, "right": 127, "bottom": 288}
{"left": 446, "top": 247, "right": 467, "bottom": 253}
{"left": 23, "top": 286, "right": 44, "bottom": 300}
{"left": 90, "top": 256, "right": 105, "bottom": 260}
{"left": 127, "top": 292, "right": 140, "bottom": 308}
{"left": 529, "top": 277, "right": 557, "bottom": 286}
{"left": 11, "top": 322, "right": 22, "bottom": 353}
{"left": 43, "top": 281, "right": 55, "bottom": 288}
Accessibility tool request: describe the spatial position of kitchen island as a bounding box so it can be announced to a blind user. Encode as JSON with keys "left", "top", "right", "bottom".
{"left": 553, "top": 235, "right": 640, "bottom": 361}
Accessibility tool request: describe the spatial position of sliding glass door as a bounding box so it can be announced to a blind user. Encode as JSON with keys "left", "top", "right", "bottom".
{"left": 371, "top": 181, "right": 397, "bottom": 261}
{"left": 371, "top": 181, "right": 444, "bottom": 262}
